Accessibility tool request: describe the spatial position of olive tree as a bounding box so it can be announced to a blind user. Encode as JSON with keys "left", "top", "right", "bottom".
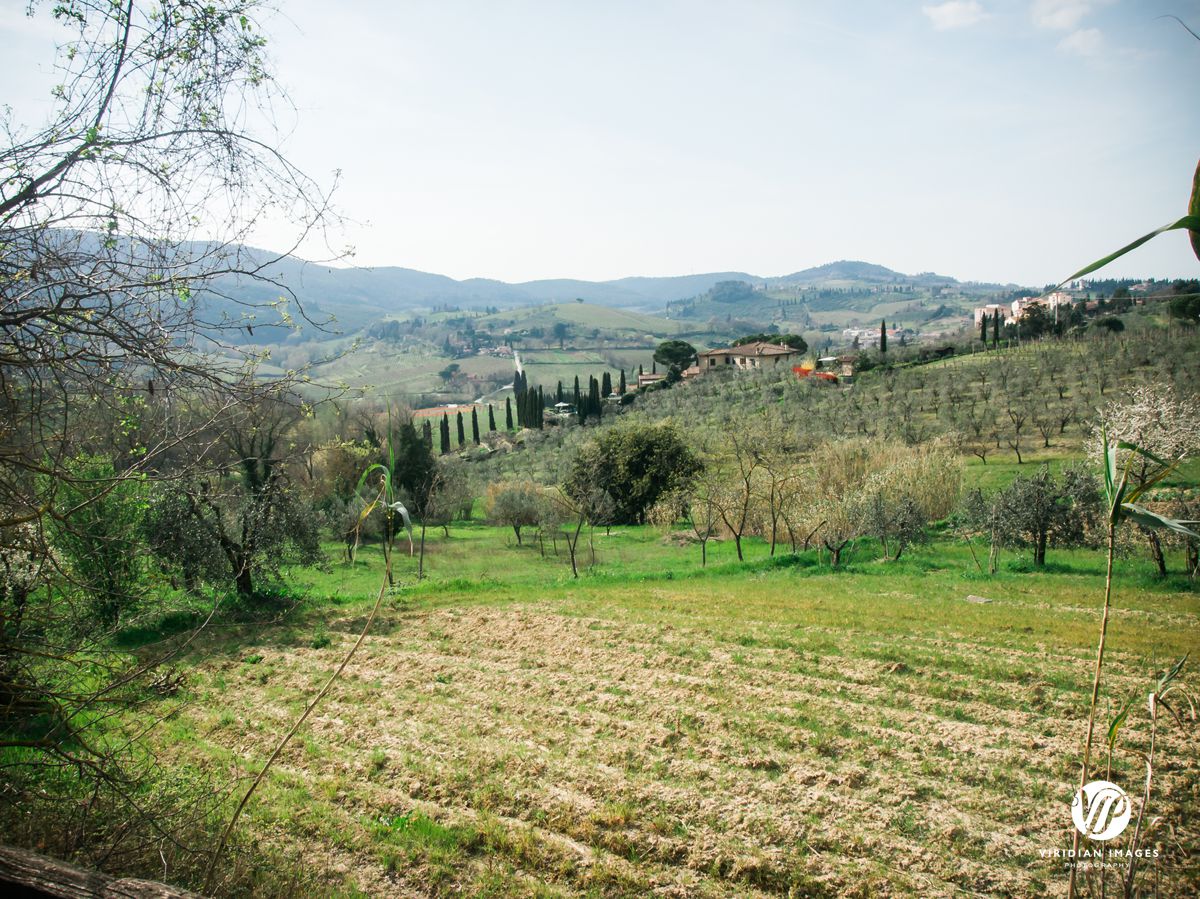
{"left": 486, "top": 480, "right": 542, "bottom": 545}
{"left": 150, "top": 392, "right": 322, "bottom": 599}
{"left": 992, "top": 464, "right": 1101, "bottom": 567}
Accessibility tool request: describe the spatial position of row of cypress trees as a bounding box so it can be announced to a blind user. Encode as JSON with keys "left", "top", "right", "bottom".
{"left": 979, "top": 309, "right": 1003, "bottom": 347}
{"left": 428, "top": 365, "right": 634, "bottom": 454}
{"left": 426, "top": 402, "right": 502, "bottom": 455}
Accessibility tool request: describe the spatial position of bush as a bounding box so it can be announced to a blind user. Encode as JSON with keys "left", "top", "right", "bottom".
{"left": 564, "top": 423, "right": 701, "bottom": 525}
{"left": 46, "top": 454, "right": 150, "bottom": 628}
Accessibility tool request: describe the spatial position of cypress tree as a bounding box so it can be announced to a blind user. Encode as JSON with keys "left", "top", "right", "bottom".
{"left": 505, "top": 396, "right": 513, "bottom": 429}
{"left": 488, "top": 403, "right": 496, "bottom": 431}
{"left": 439, "top": 413, "right": 451, "bottom": 455}
{"left": 638, "top": 363, "right": 644, "bottom": 375}
{"left": 456, "top": 410, "right": 465, "bottom": 446}
{"left": 573, "top": 376, "right": 582, "bottom": 412}
{"left": 422, "top": 418, "right": 433, "bottom": 450}
{"left": 601, "top": 371, "right": 612, "bottom": 396}
{"left": 879, "top": 319, "right": 887, "bottom": 354}
{"left": 651, "top": 360, "right": 656, "bottom": 374}
{"left": 992, "top": 309, "right": 1000, "bottom": 347}
{"left": 471, "top": 406, "right": 480, "bottom": 444}
{"left": 980, "top": 314, "right": 987, "bottom": 345}
{"left": 524, "top": 388, "right": 539, "bottom": 430}
{"left": 618, "top": 369, "right": 626, "bottom": 394}
{"left": 556, "top": 380, "right": 564, "bottom": 404}
{"left": 588, "top": 376, "right": 601, "bottom": 421}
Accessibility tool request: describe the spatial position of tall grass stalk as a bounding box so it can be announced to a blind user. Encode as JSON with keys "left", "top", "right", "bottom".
{"left": 1067, "top": 435, "right": 1196, "bottom": 899}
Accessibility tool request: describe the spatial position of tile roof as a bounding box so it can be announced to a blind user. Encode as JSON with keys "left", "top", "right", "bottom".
{"left": 699, "top": 341, "right": 799, "bottom": 357}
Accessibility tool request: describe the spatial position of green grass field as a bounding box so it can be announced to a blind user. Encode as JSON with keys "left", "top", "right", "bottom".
{"left": 143, "top": 522, "right": 1200, "bottom": 897}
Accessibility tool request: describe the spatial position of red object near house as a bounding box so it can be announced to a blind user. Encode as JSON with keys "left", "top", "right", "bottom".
{"left": 793, "top": 365, "right": 837, "bottom": 384}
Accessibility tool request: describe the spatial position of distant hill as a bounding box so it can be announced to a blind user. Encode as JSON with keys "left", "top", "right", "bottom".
{"left": 221, "top": 253, "right": 998, "bottom": 341}
{"left": 768, "top": 260, "right": 965, "bottom": 287}
{"left": 202, "top": 249, "right": 758, "bottom": 339}
{"left": 46, "top": 232, "right": 1008, "bottom": 341}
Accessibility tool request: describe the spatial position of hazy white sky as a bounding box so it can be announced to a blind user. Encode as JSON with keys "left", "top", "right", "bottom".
{"left": 4, "top": 0, "right": 1200, "bottom": 285}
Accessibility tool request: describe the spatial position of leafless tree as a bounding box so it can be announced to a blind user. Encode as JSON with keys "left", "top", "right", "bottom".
{"left": 1, "top": 0, "right": 338, "bottom": 879}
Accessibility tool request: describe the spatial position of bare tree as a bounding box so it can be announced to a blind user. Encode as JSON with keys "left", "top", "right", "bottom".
{"left": 1, "top": 0, "right": 336, "bottom": 880}
{"left": 710, "top": 428, "right": 762, "bottom": 562}
{"left": 685, "top": 480, "right": 721, "bottom": 567}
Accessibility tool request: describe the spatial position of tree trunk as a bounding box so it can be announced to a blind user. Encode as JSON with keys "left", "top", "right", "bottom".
{"left": 825, "top": 540, "right": 845, "bottom": 568}
{"left": 513, "top": 524, "right": 522, "bottom": 546}
{"left": 803, "top": 521, "right": 824, "bottom": 550}
{"left": 700, "top": 539, "right": 707, "bottom": 567}
{"left": 234, "top": 562, "right": 254, "bottom": 599}
{"left": 733, "top": 533, "right": 743, "bottom": 561}
{"left": 418, "top": 522, "right": 427, "bottom": 580}
{"left": 0, "top": 844, "right": 203, "bottom": 898}
{"left": 566, "top": 515, "right": 584, "bottom": 578}
{"left": 1035, "top": 530, "right": 1047, "bottom": 567}
{"left": 1146, "top": 530, "right": 1167, "bottom": 577}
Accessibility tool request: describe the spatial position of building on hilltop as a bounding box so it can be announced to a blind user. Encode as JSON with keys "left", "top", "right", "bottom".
{"left": 695, "top": 341, "right": 802, "bottom": 372}
{"left": 973, "top": 303, "right": 1009, "bottom": 326}
{"left": 1011, "top": 292, "right": 1074, "bottom": 321}
{"left": 973, "top": 292, "right": 1075, "bottom": 328}
{"left": 840, "top": 327, "right": 902, "bottom": 349}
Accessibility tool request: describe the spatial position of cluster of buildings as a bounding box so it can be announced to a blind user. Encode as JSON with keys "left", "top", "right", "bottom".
{"left": 974, "top": 291, "right": 1074, "bottom": 327}
{"left": 839, "top": 326, "right": 904, "bottom": 348}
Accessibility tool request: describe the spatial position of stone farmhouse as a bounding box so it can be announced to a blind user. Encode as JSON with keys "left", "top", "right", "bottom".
{"left": 689, "top": 341, "right": 803, "bottom": 376}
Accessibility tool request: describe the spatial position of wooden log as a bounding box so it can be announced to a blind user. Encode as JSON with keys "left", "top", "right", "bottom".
{"left": 0, "top": 845, "right": 204, "bottom": 898}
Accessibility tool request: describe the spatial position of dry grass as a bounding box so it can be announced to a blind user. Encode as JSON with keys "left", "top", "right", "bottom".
{"left": 160, "top": 566, "right": 1200, "bottom": 898}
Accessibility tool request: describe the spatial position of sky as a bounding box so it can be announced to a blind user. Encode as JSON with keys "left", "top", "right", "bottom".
{"left": 3, "top": 0, "right": 1200, "bottom": 286}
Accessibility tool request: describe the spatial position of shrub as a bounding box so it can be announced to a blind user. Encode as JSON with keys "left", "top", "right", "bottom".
{"left": 46, "top": 454, "right": 150, "bottom": 628}
{"left": 564, "top": 423, "right": 701, "bottom": 525}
